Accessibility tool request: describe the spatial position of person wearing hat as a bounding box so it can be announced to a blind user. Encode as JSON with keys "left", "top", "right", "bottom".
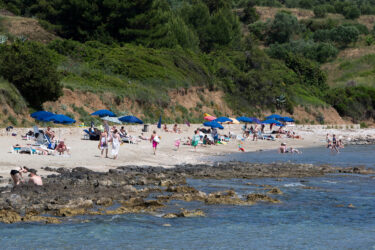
{"left": 28, "top": 169, "right": 43, "bottom": 186}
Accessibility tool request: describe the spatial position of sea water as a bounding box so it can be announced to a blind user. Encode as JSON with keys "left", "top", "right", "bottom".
{"left": 1, "top": 146, "right": 375, "bottom": 249}
{"left": 210, "top": 144, "right": 375, "bottom": 169}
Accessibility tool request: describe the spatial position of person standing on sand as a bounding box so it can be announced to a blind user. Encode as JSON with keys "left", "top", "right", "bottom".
{"left": 111, "top": 129, "right": 121, "bottom": 160}
{"left": 192, "top": 130, "right": 200, "bottom": 151}
{"left": 150, "top": 130, "right": 160, "bottom": 155}
{"left": 99, "top": 130, "right": 109, "bottom": 158}
{"left": 253, "top": 125, "right": 258, "bottom": 141}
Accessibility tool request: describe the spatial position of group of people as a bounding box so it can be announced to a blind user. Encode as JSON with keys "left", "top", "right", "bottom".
{"left": 326, "top": 134, "right": 344, "bottom": 152}
{"left": 98, "top": 123, "right": 122, "bottom": 159}
{"left": 163, "top": 124, "right": 181, "bottom": 134}
{"left": 10, "top": 167, "right": 43, "bottom": 186}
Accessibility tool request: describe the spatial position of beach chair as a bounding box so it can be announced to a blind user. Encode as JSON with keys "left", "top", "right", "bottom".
{"left": 83, "top": 129, "right": 91, "bottom": 140}
{"left": 12, "top": 146, "right": 36, "bottom": 155}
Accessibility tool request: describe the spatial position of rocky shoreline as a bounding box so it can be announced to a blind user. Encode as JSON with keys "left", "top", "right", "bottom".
{"left": 0, "top": 162, "right": 373, "bottom": 224}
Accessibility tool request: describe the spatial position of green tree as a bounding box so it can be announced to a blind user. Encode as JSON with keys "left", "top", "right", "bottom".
{"left": 0, "top": 41, "right": 62, "bottom": 108}
{"left": 331, "top": 25, "right": 359, "bottom": 47}
{"left": 343, "top": 5, "right": 361, "bottom": 20}
{"left": 241, "top": 1, "right": 259, "bottom": 24}
{"left": 313, "top": 5, "right": 327, "bottom": 18}
{"left": 267, "top": 12, "right": 299, "bottom": 44}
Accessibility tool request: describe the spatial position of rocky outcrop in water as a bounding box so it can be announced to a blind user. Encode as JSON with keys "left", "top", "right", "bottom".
{"left": 0, "top": 162, "right": 372, "bottom": 224}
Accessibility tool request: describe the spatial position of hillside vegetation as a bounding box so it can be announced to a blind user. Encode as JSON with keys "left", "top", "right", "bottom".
{"left": 0, "top": 0, "right": 374, "bottom": 126}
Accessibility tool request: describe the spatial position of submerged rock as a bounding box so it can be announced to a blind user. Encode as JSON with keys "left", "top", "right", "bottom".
{"left": 246, "top": 194, "right": 281, "bottom": 203}
{"left": 266, "top": 188, "right": 283, "bottom": 195}
{"left": 162, "top": 209, "right": 205, "bottom": 218}
{"left": 205, "top": 190, "right": 253, "bottom": 205}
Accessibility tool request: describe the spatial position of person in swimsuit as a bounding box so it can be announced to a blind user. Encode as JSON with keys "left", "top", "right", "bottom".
{"left": 56, "top": 140, "right": 68, "bottom": 155}
{"left": 279, "top": 143, "right": 287, "bottom": 153}
{"left": 99, "top": 130, "right": 109, "bottom": 158}
{"left": 10, "top": 166, "right": 29, "bottom": 186}
{"left": 332, "top": 134, "right": 339, "bottom": 153}
{"left": 28, "top": 169, "right": 43, "bottom": 186}
{"left": 150, "top": 130, "right": 159, "bottom": 155}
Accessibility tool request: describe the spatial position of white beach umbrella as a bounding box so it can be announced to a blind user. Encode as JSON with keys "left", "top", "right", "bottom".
{"left": 101, "top": 116, "right": 122, "bottom": 124}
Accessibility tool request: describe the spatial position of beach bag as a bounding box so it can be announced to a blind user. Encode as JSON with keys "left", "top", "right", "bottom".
{"left": 154, "top": 136, "right": 160, "bottom": 143}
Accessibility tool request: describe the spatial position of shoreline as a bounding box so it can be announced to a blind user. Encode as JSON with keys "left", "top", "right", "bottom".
{"left": 0, "top": 162, "right": 373, "bottom": 224}
{"left": 0, "top": 125, "right": 374, "bottom": 185}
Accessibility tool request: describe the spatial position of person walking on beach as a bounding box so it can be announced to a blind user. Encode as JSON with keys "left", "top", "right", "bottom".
{"left": 99, "top": 130, "right": 109, "bottom": 158}
{"left": 192, "top": 130, "right": 200, "bottom": 151}
{"left": 111, "top": 129, "right": 121, "bottom": 160}
{"left": 253, "top": 125, "right": 258, "bottom": 141}
{"left": 150, "top": 130, "right": 160, "bottom": 155}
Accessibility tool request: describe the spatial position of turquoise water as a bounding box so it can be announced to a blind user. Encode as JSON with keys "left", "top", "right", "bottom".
{"left": 1, "top": 146, "right": 375, "bottom": 249}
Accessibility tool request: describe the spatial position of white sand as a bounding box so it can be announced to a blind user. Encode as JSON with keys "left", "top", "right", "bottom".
{"left": 0, "top": 124, "right": 374, "bottom": 183}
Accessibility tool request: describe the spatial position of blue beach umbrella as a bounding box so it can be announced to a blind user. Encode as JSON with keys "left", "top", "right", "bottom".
{"left": 236, "top": 116, "right": 253, "bottom": 123}
{"left": 91, "top": 109, "right": 116, "bottom": 117}
{"left": 203, "top": 121, "right": 224, "bottom": 130}
{"left": 119, "top": 115, "right": 143, "bottom": 124}
{"left": 213, "top": 117, "right": 233, "bottom": 123}
{"left": 277, "top": 116, "right": 294, "bottom": 122}
{"left": 262, "top": 119, "right": 283, "bottom": 126}
{"left": 250, "top": 117, "right": 261, "bottom": 124}
{"left": 266, "top": 114, "right": 282, "bottom": 119}
{"left": 30, "top": 111, "right": 55, "bottom": 121}
{"left": 44, "top": 114, "right": 76, "bottom": 124}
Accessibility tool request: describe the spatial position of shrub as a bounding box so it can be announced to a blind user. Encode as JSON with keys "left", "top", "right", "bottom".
{"left": 343, "top": 6, "right": 361, "bottom": 20}
{"left": 313, "top": 6, "right": 327, "bottom": 18}
{"left": 241, "top": 2, "right": 259, "bottom": 24}
{"left": 326, "top": 86, "right": 375, "bottom": 121}
{"left": 0, "top": 41, "right": 63, "bottom": 108}
{"left": 266, "top": 12, "right": 299, "bottom": 44}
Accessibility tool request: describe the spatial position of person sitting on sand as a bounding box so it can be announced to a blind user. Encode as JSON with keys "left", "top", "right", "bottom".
{"left": 45, "top": 127, "right": 55, "bottom": 140}
{"left": 56, "top": 140, "right": 69, "bottom": 155}
{"left": 10, "top": 166, "right": 29, "bottom": 185}
{"left": 163, "top": 124, "right": 169, "bottom": 132}
{"left": 173, "top": 124, "right": 181, "bottom": 133}
{"left": 139, "top": 133, "right": 148, "bottom": 140}
{"left": 28, "top": 169, "right": 43, "bottom": 186}
{"left": 279, "top": 143, "right": 287, "bottom": 153}
{"left": 119, "top": 126, "right": 127, "bottom": 137}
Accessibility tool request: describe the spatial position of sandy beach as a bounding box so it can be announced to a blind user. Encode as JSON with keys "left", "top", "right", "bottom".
{"left": 0, "top": 124, "right": 374, "bottom": 181}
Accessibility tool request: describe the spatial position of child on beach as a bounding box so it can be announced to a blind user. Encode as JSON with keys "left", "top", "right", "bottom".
{"left": 238, "top": 140, "right": 245, "bottom": 152}
{"left": 174, "top": 138, "right": 181, "bottom": 150}
{"left": 150, "top": 130, "right": 160, "bottom": 155}
{"left": 99, "top": 130, "right": 109, "bottom": 158}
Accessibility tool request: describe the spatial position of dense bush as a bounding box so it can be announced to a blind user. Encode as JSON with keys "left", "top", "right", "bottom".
{"left": 326, "top": 86, "right": 375, "bottom": 121}
{"left": 313, "top": 25, "right": 359, "bottom": 47}
{"left": 240, "top": 1, "right": 260, "bottom": 24}
{"left": 343, "top": 5, "right": 361, "bottom": 19}
{"left": 266, "top": 12, "right": 300, "bottom": 44}
{"left": 313, "top": 5, "right": 327, "bottom": 18}
{"left": 268, "top": 40, "right": 338, "bottom": 63}
{"left": 0, "top": 41, "right": 62, "bottom": 108}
